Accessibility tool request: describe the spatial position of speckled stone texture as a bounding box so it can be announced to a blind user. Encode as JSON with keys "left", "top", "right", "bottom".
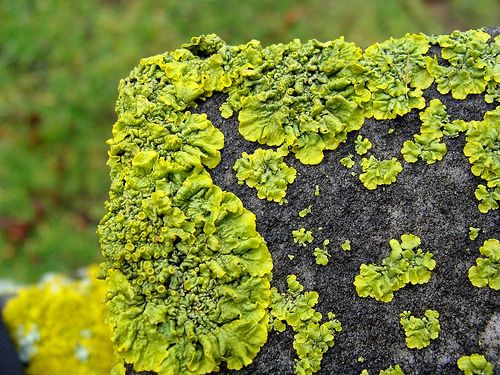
{"left": 128, "top": 28, "right": 499, "bottom": 375}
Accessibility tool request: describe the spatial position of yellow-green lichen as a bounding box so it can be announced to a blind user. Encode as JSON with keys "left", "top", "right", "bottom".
{"left": 270, "top": 275, "right": 341, "bottom": 375}
{"left": 428, "top": 30, "right": 492, "bottom": 100}
{"left": 401, "top": 99, "right": 450, "bottom": 164}
{"left": 399, "top": 310, "right": 440, "bottom": 349}
{"left": 3, "top": 265, "right": 114, "bottom": 375}
{"left": 341, "top": 239, "right": 351, "bottom": 251}
{"left": 468, "top": 238, "right": 500, "bottom": 290}
{"left": 457, "top": 354, "right": 494, "bottom": 375}
{"left": 233, "top": 148, "right": 296, "bottom": 204}
{"left": 469, "top": 227, "right": 481, "bottom": 241}
{"left": 360, "top": 33, "right": 432, "bottom": 120}
{"left": 340, "top": 154, "right": 355, "bottom": 169}
{"left": 355, "top": 135, "right": 372, "bottom": 155}
{"left": 359, "top": 156, "right": 403, "bottom": 190}
{"left": 313, "top": 239, "right": 331, "bottom": 266}
{"left": 292, "top": 228, "right": 314, "bottom": 247}
{"left": 354, "top": 234, "right": 436, "bottom": 302}
{"left": 299, "top": 205, "right": 312, "bottom": 218}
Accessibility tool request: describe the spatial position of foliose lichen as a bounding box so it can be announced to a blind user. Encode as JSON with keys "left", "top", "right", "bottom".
{"left": 233, "top": 148, "right": 296, "bottom": 203}
{"left": 360, "top": 364, "right": 406, "bottom": 375}
{"left": 313, "top": 239, "right": 331, "bottom": 266}
{"left": 399, "top": 309, "right": 440, "bottom": 349}
{"left": 98, "top": 29, "right": 499, "bottom": 374}
{"left": 292, "top": 228, "right": 314, "bottom": 247}
{"left": 2, "top": 265, "right": 114, "bottom": 375}
{"left": 457, "top": 353, "right": 495, "bottom": 375}
{"left": 467, "top": 238, "right": 500, "bottom": 290}
{"left": 354, "top": 234, "right": 436, "bottom": 302}
{"left": 270, "top": 275, "right": 342, "bottom": 375}
{"left": 359, "top": 156, "right": 403, "bottom": 190}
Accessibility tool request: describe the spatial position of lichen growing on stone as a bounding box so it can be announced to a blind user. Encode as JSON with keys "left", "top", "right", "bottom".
{"left": 313, "top": 239, "right": 331, "bottom": 266}
{"left": 457, "top": 353, "right": 495, "bottom": 375}
{"left": 354, "top": 234, "right": 436, "bottom": 302}
{"left": 2, "top": 265, "right": 114, "bottom": 375}
{"left": 468, "top": 238, "right": 500, "bottom": 290}
{"left": 359, "top": 156, "right": 403, "bottom": 190}
{"left": 222, "top": 37, "right": 369, "bottom": 165}
{"left": 361, "top": 365, "right": 406, "bottom": 375}
{"left": 464, "top": 107, "right": 500, "bottom": 213}
{"left": 399, "top": 310, "right": 440, "bottom": 349}
{"left": 292, "top": 228, "right": 314, "bottom": 247}
{"left": 270, "top": 275, "right": 342, "bottom": 375}
{"left": 233, "top": 148, "right": 296, "bottom": 203}
{"left": 428, "top": 29, "right": 492, "bottom": 100}
{"left": 97, "top": 30, "right": 499, "bottom": 374}
{"left": 355, "top": 135, "right": 372, "bottom": 155}
{"left": 359, "top": 33, "right": 432, "bottom": 120}
{"left": 401, "top": 99, "right": 450, "bottom": 164}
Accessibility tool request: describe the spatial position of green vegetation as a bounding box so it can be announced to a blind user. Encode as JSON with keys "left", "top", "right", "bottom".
{"left": 468, "top": 238, "right": 500, "bottom": 290}
{"left": 293, "top": 228, "right": 314, "bottom": 247}
{"left": 400, "top": 310, "right": 440, "bottom": 349}
{"left": 354, "top": 234, "right": 435, "bottom": 302}
{"left": 234, "top": 148, "right": 297, "bottom": 203}
{"left": 359, "top": 156, "right": 403, "bottom": 190}
{"left": 270, "top": 275, "right": 342, "bottom": 375}
{"left": 457, "top": 354, "right": 494, "bottom": 375}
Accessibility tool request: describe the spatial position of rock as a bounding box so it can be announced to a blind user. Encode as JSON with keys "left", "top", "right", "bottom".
{"left": 121, "top": 28, "right": 499, "bottom": 375}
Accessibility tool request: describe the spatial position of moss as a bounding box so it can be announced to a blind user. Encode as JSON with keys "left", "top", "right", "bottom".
{"left": 3, "top": 265, "right": 114, "bottom": 375}
{"left": 400, "top": 310, "right": 440, "bottom": 349}
{"left": 233, "top": 148, "right": 296, "bottom": 204}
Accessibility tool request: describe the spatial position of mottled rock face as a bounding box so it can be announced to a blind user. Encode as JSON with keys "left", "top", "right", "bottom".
{"left": 111, "top": 29, "right": 499, "bottom": 375}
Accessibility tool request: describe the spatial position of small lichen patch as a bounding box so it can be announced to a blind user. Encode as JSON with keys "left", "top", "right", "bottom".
{"left": 457, "top": 353, "right": 494, "bottom": 375}
{"left": 313, "top": 239, "right": 331, "bottom": 266}
{"left": 340, "top": 154, "right": 355, "bottom": 169}
{"left": 355, "top": 135, "right": 372, "bottom": 155}
{"left": 400, "top": 310, "right": 440, "bottom": 349}
{"left": 354, "top": 234, "right": 436, "bottom": 302}
{"left": 341, "top": 239, "right": 351, "bottom": 251}
{"left": 292, "top": 228, "right": 314, "bottom": 247}
{"left": 469, "top": 227, "right": 481, "bottom": 241}
{"left": 401, "top": 99, "right": 449, "bottom": 164}
{"left": 299, "top": 205, "right": 313, "bottom": 218}
{"left": 234, "top": 148, "right": 297, "bottom": 203}
{"left": 468, "top": 238, "right": 500, "bottom": 290}
{"left": 270, "top": 275, "right": 342, "bottom": 375}
{"left": 359, "top": 156, "right": 403, "bottom": 190}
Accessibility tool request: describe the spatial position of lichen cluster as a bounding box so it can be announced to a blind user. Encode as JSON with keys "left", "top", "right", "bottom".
{"left": 98, "top": 29, "right": 499, "bottom": 374}
{"left": 233, "top": 148, "right": 296, "bottom": 203}
{"left": 270, "top": 275, "right": 342, "bottom": 375}
{"left": 457, "top": 354, "right": 494, "bottom": 375}
{"left": 399, "top": 310, "right": 440, "bottom": 349}
{"left": 467, "top": 238, "right": 499, "bottom": 290}
{"left": 2, "top": 265, "right": 114, "bottom": 375}
{"left": 354, "top": 234, "right": 435, "bottom": 302}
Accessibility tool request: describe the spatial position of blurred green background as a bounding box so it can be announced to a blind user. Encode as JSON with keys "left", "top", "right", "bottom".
{"left": 0, "top": 0, "right": 498, "bottom": 282}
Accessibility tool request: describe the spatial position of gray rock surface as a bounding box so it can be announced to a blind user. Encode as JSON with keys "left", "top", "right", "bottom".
{"left": 128, "top": 28, "right": 500, "bottom": 375}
